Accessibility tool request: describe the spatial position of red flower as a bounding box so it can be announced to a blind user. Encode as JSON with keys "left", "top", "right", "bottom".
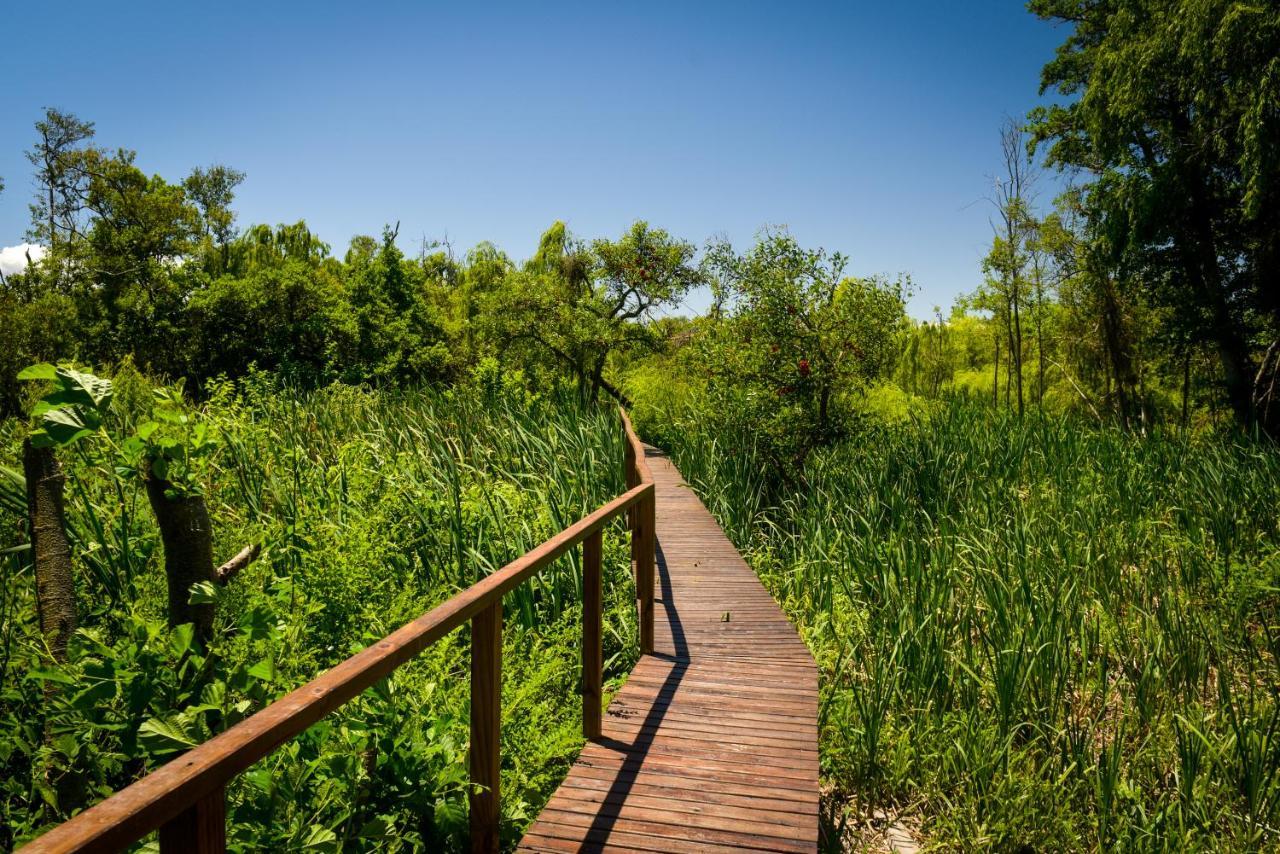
{"left": 776, "top": 385, "right": 793, "bottom": 396}
{"left": 797, "top": 358, "right": 811, "bottom": 377}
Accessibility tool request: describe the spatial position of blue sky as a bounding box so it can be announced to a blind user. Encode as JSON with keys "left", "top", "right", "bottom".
{"left": 0, "top": 1, "right": 1069, "bottom": 317}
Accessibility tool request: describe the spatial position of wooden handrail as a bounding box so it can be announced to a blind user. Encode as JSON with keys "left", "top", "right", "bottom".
{"left": 620, "top": 408, "right": 655, "bottom": 654}
{"left": 21, "top": 409, "right": 656, "bottom": 854}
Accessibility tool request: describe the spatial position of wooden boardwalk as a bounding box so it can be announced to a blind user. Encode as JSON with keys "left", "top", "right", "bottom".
{"left": 519, "top": 447, "right": 820, "bottom": 853}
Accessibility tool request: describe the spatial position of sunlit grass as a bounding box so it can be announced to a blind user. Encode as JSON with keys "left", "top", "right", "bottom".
{"left": 0, "top": 379, "right": 637, "bottom": 851}
{"left": 654, "top": 398, "right": 1280, "bottom": 851}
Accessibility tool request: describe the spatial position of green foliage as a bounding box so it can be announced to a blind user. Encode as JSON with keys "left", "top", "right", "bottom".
{"left": 0, "top": 375, "right": 637, "bottom": 850}
{"left": 659, "top": 398, "right": 1280, "bottom": 850}
{"left": 1029, "top": 0, "right": 1280, "bottom": 433}
{"left": 490, "top": 220, "right": 702, "bottom": 403}
{"left": 691, "top": 230, "right": 907, "bottom": 477}
{"left": 124, "top": 381, "right": 218, "bottom": 496}
{"left": 19, "top": 364, "right": 112, "bottom": 448}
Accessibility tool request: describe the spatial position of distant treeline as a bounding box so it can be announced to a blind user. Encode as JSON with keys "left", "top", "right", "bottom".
{"left": 0, "top": 110, "right": 714, "bottom": 417}
{"left": 4, "top": 0, "right": 1279, "bottom": 445}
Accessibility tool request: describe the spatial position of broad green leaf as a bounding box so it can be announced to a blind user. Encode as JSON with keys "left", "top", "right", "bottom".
{"left": 138, "top": 715, "right": 198, "bottom": 749}
{"left": 299, "top": 826, "right": 338, "bottom": 850}
{"left": 56, "top": 367, "right": 113, "bottom": 408}
{"left": 170, "top": 622, "right": 196, "bottom": 657}
{"left": 41, "top": 406, "right": 94, "bottom": 447}
{"left": 188, "top": 581, "right": 218, "bottom": 605}
{"left": 242, "top": 605, "right": 277, "bottom": 641}
{"left": 27, "top": 668, "right": 76, "bottom": 685}
{"left": 200, "top": 680, "right": 226, "bottom": 708}
{"left": 357, "top": 817, "right": 391, "bottom": 839}
{"left": 71, "top": 680, "right": 118, "bottom": 711}
{"left": 247, "top": 657, "right": 276, "bottom": 683}
{"left": 28, "top": 429, "right": 56, "bottom": 449}
{"left": 18, "top": 363, "right": 56, "bottom": 381}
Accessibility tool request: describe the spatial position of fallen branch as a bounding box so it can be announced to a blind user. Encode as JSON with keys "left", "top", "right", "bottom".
{"left": 216, "top": 543, "right": 261, "bottom": 585}
{"left": 1047, "top": 358, "right": 1104, "bottom": 423}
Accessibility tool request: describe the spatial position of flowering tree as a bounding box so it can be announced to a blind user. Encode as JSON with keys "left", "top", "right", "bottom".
{"left": 697, "top": 230, "right": 907, "bottom": 477}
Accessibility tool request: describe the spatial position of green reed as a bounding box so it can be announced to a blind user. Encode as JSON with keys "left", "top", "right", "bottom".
{"left": 656, "top": 397, "right": 1280, "bottom": 851}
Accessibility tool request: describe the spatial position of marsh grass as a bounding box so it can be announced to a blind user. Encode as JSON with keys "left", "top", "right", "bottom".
{"left": 0, "top": 378, "right": 636, "bottom": 851}
{"left": 652, "top": 398, "right": 1280, "bottom": 851}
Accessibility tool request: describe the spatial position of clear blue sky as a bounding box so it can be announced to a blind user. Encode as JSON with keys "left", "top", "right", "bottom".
{"left": 0, "top": 1, "right": 1068, "bottom": 317}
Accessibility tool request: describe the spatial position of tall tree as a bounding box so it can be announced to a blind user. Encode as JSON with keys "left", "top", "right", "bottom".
{"left": 983, "top": 119, "right": 1038, "bottom": 416}
{"left": 184, "top": 164, "right": 246, "bottom": 273}
{"left": 26, "top": 108, "right": 96, "bottom": 248}
{"left": 75, "top": 148, "right": 201, "bottom": 373}
{"left": 1029, "top": 0, "right": 1280, "bottom": 434}
{"left": 26, "top": 109, "right": 96, "bottom": 290}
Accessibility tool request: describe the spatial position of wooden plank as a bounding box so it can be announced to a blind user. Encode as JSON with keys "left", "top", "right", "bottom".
{"left": 157, "top": 787, "right": 224, "bottom": 853}
{"left": 520, "top": 446, "right": 819, "bottom": 852}
{"left": 470, "top": 602, "right": 502, "bottom": 854}
{"left": 636, "top": 491, "right": 655, "bottom": 655}
{"left": 583, "top": 529, "right": 603, "bottom": 740}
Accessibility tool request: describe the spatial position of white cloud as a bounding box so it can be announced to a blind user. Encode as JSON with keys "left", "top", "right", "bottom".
{"left": 0, "top": 243, "right": 47, "bottom": 277}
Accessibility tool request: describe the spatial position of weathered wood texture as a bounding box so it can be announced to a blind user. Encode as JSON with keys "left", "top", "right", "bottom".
{"left": 470, "top": 602, "right": 503, "bottom": 854}
{"left": 519, "top": 447, "right": 819, "bottom": 853}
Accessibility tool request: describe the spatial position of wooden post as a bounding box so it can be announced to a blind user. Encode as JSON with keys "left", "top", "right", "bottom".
{"left": 158, "top": 786, "right": 225, "bottom": 853}
{"left": 582, "top": 529, "right": 603, "bottom": 740}
{"left": 637, "top": 489, "right": 655, "bottom": 655}
{"left": 624, "top": 433, "right": 637, "bottom": 490}
{"left": 470, "top": 602, "right": 502, "bottom": 854}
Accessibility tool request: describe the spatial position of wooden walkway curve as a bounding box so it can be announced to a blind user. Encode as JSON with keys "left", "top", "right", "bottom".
{"left": 520, "top": 446, "right": 820, "bottom": 853}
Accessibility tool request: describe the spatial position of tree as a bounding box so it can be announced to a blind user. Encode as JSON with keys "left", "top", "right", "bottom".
{"left": 75, "top": 148, "right": 201, "bottom": 374}
{"left": 15, "top": 366, "right": 115, "bottom": 662}
{"left": 186, "top": 259, "right": 345, "bottom": 384}
{"left": 341, "top": 227, "right": 451, "bottom": 384}
{"left": 22, "top": 440, "right": 76, "bottom": 663}
{"left": 698, "top": 229, "right": 907, "bottom": 477}
{"left": 988, "top": 119, "right": 1037, "bottom": 416}
{"left": 897, "top": 312, "right": 955, "bottom": 399}
{"left": 26, "top": 109, "right": 96, "bottom": 251}
{"left": 494, "top": 221, "right": 702, "bottom": 403}
{"left": 184, "top": 165, "right": 246, "bottom": 273}
{"left": 1029, "top": 0, "right": 1280, "bottom": 434}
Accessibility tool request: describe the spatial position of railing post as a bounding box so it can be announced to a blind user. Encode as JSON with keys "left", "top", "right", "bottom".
{"left": 582, "top": 529, "right": 603, "bottom": 740}
{"left": 637, "top": 488, "right": 655, "bottom": 655}
{"left": 624, "top": 433, "right": 637, "bottom": 490}
{"left": 158, "top": 786, "right": 225, "bottom": 853}
{"left": 470, "top": 601, "right": 502, "bottom": 854}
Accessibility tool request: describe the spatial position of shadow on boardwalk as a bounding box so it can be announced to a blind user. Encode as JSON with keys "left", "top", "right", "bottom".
{"left": 519, "top": 446, "right": 819, "bottom": 853}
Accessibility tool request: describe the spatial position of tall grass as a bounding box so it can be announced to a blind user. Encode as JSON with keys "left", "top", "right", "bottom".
{"left": 655, "top": 397, "right": 1280, "bottom": 851}
{"left": 0, "top": 377, "right": 636, "bottom": 851}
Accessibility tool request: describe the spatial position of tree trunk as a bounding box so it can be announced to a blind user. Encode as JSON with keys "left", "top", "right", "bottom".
{"left": 144, "top": 471, "right": 216, "bottom": 640}
{"left": 1012, "top": 285, "right": 1025, "bottom": 416}
{"left": 1098, "top": 274, "right": 1140, "bottom": 432}
{"left": 22, "top": 440, "right": 77, "bottom": 663}
{"left": 1004, "top": 320, "right": 1013, "bottom": 410}
{"left": 1036, "top": 312, "right": 1046, "bottom": 408}
{"left": 1177, "top": 149, "right": 1267, "bottom": 435}
{"left": 992, "top": 336, "right": 1000, "bottom": 406}
{"left": 589, "top": 354, "right": 608, "bottom": 403}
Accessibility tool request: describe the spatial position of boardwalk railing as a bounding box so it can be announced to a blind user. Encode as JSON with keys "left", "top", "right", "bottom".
{"left": 22, "top": 410, "right": 656, "bottom": 854}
